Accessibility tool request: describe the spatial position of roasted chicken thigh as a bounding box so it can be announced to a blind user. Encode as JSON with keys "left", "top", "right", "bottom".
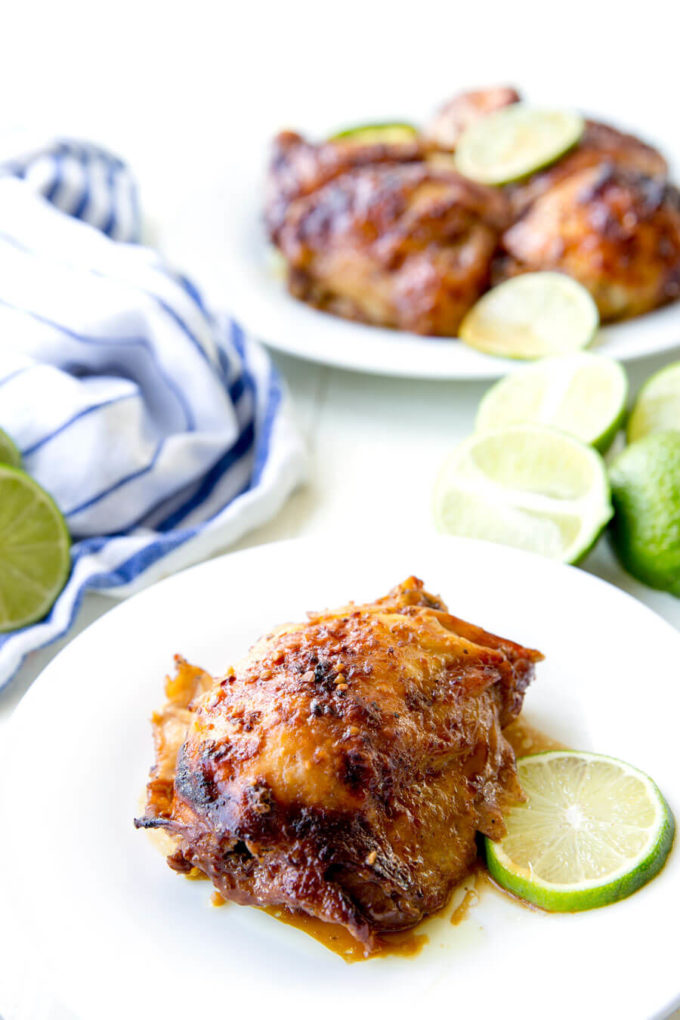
{"left": 267, "top": 87, "right": 680, "bottom": 332}
{"left": 136, "top": 578, "right": 542, "bottom": 954}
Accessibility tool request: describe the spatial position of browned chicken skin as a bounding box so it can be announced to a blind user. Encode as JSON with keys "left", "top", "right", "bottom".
{"left": 267, "top": 88, "right": 680, "bottom": 332}
{"left": 497, "top": 165, "right": 680, "bottom": 320}
{"left": 272, "top": 151, "right": 510, "bottom": 335}
{"left": 136, "top": 578, "right": 542, "bottom": 954}
{"left": 424, "top": 86, "right": 520, "bottom": 151}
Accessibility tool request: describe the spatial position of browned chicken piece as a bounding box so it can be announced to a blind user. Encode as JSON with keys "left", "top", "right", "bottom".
{"left": 424, "top": 86, "right": 521, "bottom": 151}
{"left": 266, "top": 130, "right": 426, "bottom": 244}
{"left": 272, "top": 155, "right": 510, "bottom": 335}
{"left": 507, "top": 119, "right": 668, "bottom": 216}
{"left": 136, "top": 577, "right": 542, "bottom": 955}
{"left": 497, "top": 164, "right": 680, "bottom": 320}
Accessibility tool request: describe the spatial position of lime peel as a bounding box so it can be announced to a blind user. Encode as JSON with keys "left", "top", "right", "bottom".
{"left": 485, "top": 751, "right": 675, "bottom": 912}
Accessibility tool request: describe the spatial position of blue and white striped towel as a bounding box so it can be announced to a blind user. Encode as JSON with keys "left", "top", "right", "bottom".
{"left": 0, "top": 140, "right": 306, "bottom": 690}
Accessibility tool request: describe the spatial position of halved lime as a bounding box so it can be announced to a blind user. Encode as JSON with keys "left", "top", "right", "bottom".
{"left": 433, "top": 424, "right": 612, "bottom": 563}
{"left": 486, "top": 751, "right": 675, "bottom": 912}
{"left": 627, "top": 360, "right": 680, "bottom": 443}
{"left": 455, "top": 105, "right": 584, "bottom": 185}
{"left": 0, "top": 427, "right": 22, "bottom": 469}
{"left": 609, "top": 431, "right": 680, "bottom": 595}
{"left": 476, "top": 353, "right": 628, "bottom": 452}
{"left": 329, "top": 122, "right": 418, "bottom": 145}
{"left": 0, "top": 465, "right": 71, "bottom": 631}
{"left": 459, "top": 272, "right": 599, "bottom": 359}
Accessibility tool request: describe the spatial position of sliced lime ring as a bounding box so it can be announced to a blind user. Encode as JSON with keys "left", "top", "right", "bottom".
{"left": 0, "top": 465, "right": 71, "bottom": 631}
{"left": 455, "top": 105, "right": 584, "bottom": 185}
{"left": 329, "top": 122, "right": 418, "bottom": 145}
{"left": 459, "top": 272, "right": 599, "bottom": 360}
{"left": 0, "top": 427, "right": 22, "bottom": 469}
{"left": 476, "top": 353, "right": 627, "bottom": 453}
{"left": 433, "top": 424, "right": 612, "bottom": 564}
{"left": 486, "top": 751, "right": 675, "bottom": 912}
{"left": 627, "top": 360, "right": 680, "bottom": 443}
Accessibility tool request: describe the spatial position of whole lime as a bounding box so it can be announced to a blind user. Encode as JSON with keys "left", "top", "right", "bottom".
{"left": 609, "top": 431, "right": 680, "bottom": 595}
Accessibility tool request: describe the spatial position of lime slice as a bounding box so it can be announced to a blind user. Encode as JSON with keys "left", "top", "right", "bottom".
{"left": 329, "top": 122, "right": 418, "bottom": 145}
{"left": 609, "top": 431, "right": 680, "bottom": 595}
{"left": 455, "top": 105, "right": 584, "bottom": 185}
{"left": 627, "top": 360, "right": 680, "bottom": 443}
{"left": 459, "top": 272, "right": 599, "bottom": 359}
{"left": 0, "top": 427, "right": 22, "bottom": 468}
{"left": 0, "top": 465, "right": 71, "bottom": 631}
{"left": 433, "top": 424, "right": 612, "bottom": 563}
{"left": 476, "top": 353, "right": 628, "bottom": 452}
{"left": 485, "top": 751, "right": 675, "bottom": 912}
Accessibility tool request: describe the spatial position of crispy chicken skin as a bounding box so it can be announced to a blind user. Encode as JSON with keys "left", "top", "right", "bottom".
{"left": 424, "top": 86, "right": 520, "bottom": 152}
{"left": 267, "top": 89, "right": 680, "bottom": 332}
{"left": 497, "top": 165, "right": 680, "bottom": 320}
{"left": 272, "top": 156, "right": 510, "bottom": 335}
{"left": 136, "top": 578, "right": 542, "bottom": 954}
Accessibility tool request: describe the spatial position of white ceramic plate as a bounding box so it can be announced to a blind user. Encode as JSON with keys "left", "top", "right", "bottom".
{"left": 216, "top": 156, "right": 680, "bottom": 379}
{"left": 2, "top": 536, "right": 679, "bottom": 1020}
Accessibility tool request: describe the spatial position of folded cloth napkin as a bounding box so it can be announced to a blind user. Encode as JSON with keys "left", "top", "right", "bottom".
{"left": 0, "top": 140, "right": 306, "bottom": 690}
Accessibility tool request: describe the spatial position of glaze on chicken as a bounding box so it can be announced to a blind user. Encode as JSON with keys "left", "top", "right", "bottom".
{"left": 267, "top": 87, "right": 680, "bottom": 331}
{"left": 136, "top": 578, "right": 542, "bottom": 954}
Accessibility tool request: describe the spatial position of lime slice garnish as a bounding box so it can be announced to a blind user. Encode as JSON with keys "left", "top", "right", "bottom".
{"left": 627, "top": 360, "right": 680, "bottom": 443}
{"left": 0, "top": 427, "right": 22, "bottom": 469}
{"left": 609, "top": 431, "right": 680, "bottom": 595}
{"left": 485, "top": 751, "right": 675, "bottom": 912}
{"left": 459, "top": 272, "right": 599, "bottom": 359}
{"left": 476, "top": 353, "right": 628, "bottom": 453}
{"left": 0, "top": 465, "right": 71, "bottom": 631}
{"left": 455, "top": 105, "right": 584, "bottom": 185}
{"left": 433, "top": 424, "right": 612, "bottom": 563}
{"left": 329, "top": 122, "right": 418, "bottom": 145}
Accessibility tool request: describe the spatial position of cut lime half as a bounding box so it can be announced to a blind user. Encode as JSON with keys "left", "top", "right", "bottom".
{"left": 0, "top": 427, "right": 22, "bottom": 469}
{"left": 329, "top": 122, "right": 418, "bottom": 145}
{"left": 627, "top": 360, "right": 680, "bottom": 443}
{"left": 476, "top": 353, "right": 627, "bottom": 452}
{"left": 433, "top": 424, "right": 612, "bottom": 563}
{"left": 455, "top": 105, "right": 584, "bottom": 185}
{"left": 459, "top": 272, "right": 599, "bottom": 359}
{"left": 0, "top": 465, "right": 71, "bottom": 631}
{"left": 486, "top": 751, "right": 675, "bottom": 912}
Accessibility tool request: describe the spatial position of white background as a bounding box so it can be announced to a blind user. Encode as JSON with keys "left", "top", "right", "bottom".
{"left": 2, "top": 1, "right": 680, "bottom": 1016}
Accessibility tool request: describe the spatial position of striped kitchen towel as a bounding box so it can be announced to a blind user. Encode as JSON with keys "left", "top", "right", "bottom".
{"left": 0, "top": 141, "right": 307, "bottom": 690}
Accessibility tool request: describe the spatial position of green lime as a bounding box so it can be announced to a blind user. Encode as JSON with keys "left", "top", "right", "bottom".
{"left": 476, "top": 353, "right": 628, "bottom": 452}
{"left": 459, "top": 272, "right": 599, "bottom": 359}
{"left": 0, "top": 465, "right": 71, "bottom": 631}
{"left": 329, "top": 122, "right": 418, "bottom": 145}
{"left": 0, "top": 427, "right": 22, "bottom": 469}
{"left": 454, "top": 105, "right": 584, "bottom": 185}
{"left": 433, "top": 424, "right": 612, "bottom": 563}
{"left": 627, "top": 360, "right": 680, "bottom": 442}
{"left": 609, "top": 431, "right": 680, "bottom": 595}
{"left": 486, "top": 751, "right": 675, "bottom": 912}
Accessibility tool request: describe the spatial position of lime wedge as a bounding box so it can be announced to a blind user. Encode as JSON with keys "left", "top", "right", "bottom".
{"left": 485, "top": 751, "right": 675, "bottom": 912}
{"left": 329, "top": 122, "right": 418, "bottom": 145}
{"left": 433, "top": 424, "right": 612, "bottom": 563}
{"left": 0, "top": 427, "right": 22, "bottom": 469}
{"left": 455, "top": 105, "right": 584, "bottom": 185}
{"left": 609, "top": 431, "right": 680, "bottom": 595}
{"left": 459, "top": 272, "right": 599, "bottom": 359}
{"left": 476, "top": 353, "right": 628, "bottom": 452}
{"left": 0, "top": 465, "right": 71, "bottom": 631}
{"left": 627, "top": 360, "right": 680, "bottom": 442}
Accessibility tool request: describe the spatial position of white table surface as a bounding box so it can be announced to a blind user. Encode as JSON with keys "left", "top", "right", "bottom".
{"left": 3, "top": 1, "right": 680, "bottom": 1015}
